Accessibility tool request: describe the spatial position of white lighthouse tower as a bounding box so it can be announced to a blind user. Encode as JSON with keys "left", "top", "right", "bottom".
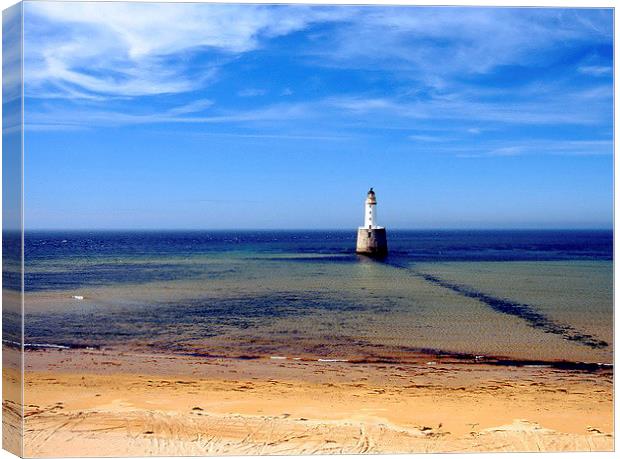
{"left": 364, "top": 187, "right": 378, "bottom": 229}
{"left": 356, "top": 188, "right": 388, "bottom": 257}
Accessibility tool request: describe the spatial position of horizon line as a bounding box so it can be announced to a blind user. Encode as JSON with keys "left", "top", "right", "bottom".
{"left": 6, "top": 227, "right": 614, "bottom": 232}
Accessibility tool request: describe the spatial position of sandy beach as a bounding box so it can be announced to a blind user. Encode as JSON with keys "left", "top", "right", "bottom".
{"left": 5, "top": 347, "right": 612, "bottom": 456}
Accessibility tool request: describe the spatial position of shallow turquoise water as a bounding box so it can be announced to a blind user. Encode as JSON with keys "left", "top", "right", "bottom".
{"left": 10, "top": 230, "right": 613, "bottom": 364}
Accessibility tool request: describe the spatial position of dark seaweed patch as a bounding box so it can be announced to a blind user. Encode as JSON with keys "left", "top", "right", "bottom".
{"left": 412, "top": 270, "right": 608, "bottom": 349}
{"left": 23, "top": 290, "right": 392, "bottom": 351}
{"left": 24, "top": 263, "right": 209, "bottom": 292}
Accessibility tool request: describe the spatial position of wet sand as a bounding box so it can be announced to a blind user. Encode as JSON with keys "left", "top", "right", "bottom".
{"left": 7, "top": 348, "right": 614, "bottom": 456}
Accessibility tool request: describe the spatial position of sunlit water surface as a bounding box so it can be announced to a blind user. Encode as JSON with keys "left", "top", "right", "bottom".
{"left": 5, "top": 230, "right": 612, "bottom": 364}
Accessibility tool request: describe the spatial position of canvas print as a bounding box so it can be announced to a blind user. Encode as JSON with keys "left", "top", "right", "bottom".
{"left": 1, "top": 1, "right": 614, "bottom": 456}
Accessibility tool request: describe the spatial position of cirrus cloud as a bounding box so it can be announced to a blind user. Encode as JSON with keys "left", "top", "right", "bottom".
{"left": 24, "top": 2, "right": 354, "bottom": 98}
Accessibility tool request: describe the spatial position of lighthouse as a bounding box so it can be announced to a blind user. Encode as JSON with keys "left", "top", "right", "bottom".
{"left": 356, "top": 188, "right": 388, "bottom": 257}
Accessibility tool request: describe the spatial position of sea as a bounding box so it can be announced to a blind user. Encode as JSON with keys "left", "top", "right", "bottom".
{"left": 3, "top": 230, "right": 614, "bottom": 366}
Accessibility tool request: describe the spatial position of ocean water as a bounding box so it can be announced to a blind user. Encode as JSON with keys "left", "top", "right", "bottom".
{"left": 7, "top": 230, "right": 613, "bottom": 364}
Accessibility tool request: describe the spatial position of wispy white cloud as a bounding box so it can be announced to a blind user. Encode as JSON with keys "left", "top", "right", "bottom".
{"left": 238, "top": 88, "right": 267, "bottom": 97}
{"left": 578, "top": 65, "right": 613, "bottom": 76}
{"left": 23, "top": 3, "right": 612, "bottom": 144}
{"left": 28, "top": 75, "right": 612, "bottom": 131}
{"left": 325, "top": 83, "right": 611, "bottom": 126}
{"left": 25, "top": 99, "right": 315, "bottom": 130}
{"left": 166, "top": 99, "right": 214, "bottom": 116}
{"left": 2, "top": 4, "right": 23, "bottom": 106}
{"left": 178, "top": 131, "right": 351, "bottom": 142}
{"left": 25, "top": 2, "right": 354, "bottom": 99}
{"left": 327, "top": 97, "right": 396, "bottom": 113}
{"left": 28, "top": 5, "right": 612, "bottom": 101}
{"left": 455, "top": 140, "right": 613, "bottom": 158}
{"left": 487, "top": 146, "right": 524, "bottom": 157}
{"left": 408, "top": 134, "right": 448, "bottom": 142}
{"left": 308, "top": 8, "right": 612, "bottom": 84}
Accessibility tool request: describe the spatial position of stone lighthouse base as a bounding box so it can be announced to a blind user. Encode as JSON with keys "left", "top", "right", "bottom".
{"left": 356, "top": 228, "right": 388, "bottom": 258}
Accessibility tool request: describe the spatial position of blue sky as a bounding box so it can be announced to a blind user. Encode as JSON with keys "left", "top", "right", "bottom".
{"left": 21, "top": 2, "right": 613, "bottom": 229}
